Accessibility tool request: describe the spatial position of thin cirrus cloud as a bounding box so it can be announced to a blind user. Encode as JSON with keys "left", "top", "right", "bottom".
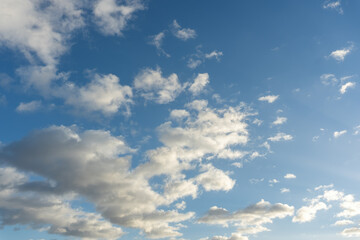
{"left": 149, "top": 31, "right": 170, "bottom": 57}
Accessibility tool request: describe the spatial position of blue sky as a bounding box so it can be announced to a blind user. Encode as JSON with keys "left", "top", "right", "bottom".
{"left": 1, "top": 0, "right": 360, "bottom": 239}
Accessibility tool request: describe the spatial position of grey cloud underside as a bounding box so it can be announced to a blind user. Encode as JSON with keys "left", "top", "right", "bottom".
{"left": 0, "top": 101, "right": 254, "bottom": 239}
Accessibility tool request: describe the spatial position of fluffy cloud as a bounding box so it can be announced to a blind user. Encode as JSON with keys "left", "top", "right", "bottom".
{"left": 273, "top": 117, "right": 287, "bottom": 125}
{"left": 284, "top": 173, "right": 296, "bottom": 179}
{"left": 16, "top": 100, "right": 42, "bottom": 113}
{"left": 281, "top": 188, "right": 290, "bottom": 193}
{"left": 0, "top": 126, "right": 194, "bottom": 238}
{"left": 189, "top": 73, "right": 210, "bottom": 95}
{"left": 134, "top": 68, "right": 184, "bottom": 104}
{"left": 61, "top": 73, "right": 133, "bottom": 115}
{"left": 195, "top": 164, "right": 235, "bottom": 192}
{"left": 337, "top": 195, "right": 360, "bottom": 218}
{"left": 258, "top": 95, "right": 279, "bottom": 103}
{"left": 268, "top": 133, "right": 293, "bottom": 142}
{"left": 329, "top": 43, "right": 354, "bottom": 62}
{"left": 171, "top": 20, "right": 196, "bottom": 41}
{"left": 0, "top": 99, "right": 253, "bottom": 239}
{"left": 93, "top": 0, "right": 145, "bottom": 36}
{"left": 339, "top": 82, "right": 356, "bottom": 94}
{"left": 157, "top": 101, "right": 249, "bottom": 162}
{"left": 0, "top": 0, "right": 84, "bottom": 66}
{"left": 0, "top": 167, "right": 124, "bottom": 239}
{"left": 199, "top": 199, "right": 294, "bottom": 239}
{"left": 341, "top": 227, "right": 360, "bottom": 237}
{"left": 292, "top": 201, "right": 329, "bottom": 223}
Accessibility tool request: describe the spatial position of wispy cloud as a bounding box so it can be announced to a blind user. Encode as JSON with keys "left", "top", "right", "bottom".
{"left": 334, "top": 130, "right": 347, "bottom": 138}
{"left": 171, "top": 20, "right": 196, "bottom": 41}
{"left": 16, "top": 100, "right": 42, "bottom": 113}
{"left": 258, "top": 95, "right": 279, "bottom": 103}
{"left": 323, "top": 0, "right": 343, "bottom": 14}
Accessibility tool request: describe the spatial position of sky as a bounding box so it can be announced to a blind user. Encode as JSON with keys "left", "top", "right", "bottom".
{"left": 0, "top": 0, "right": 360, "bottom": 239}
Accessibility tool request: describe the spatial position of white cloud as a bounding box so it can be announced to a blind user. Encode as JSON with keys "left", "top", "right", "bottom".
{"left": 93, "top": 0, "right": 145, "bottom": 36}
{"left": 62, "top": 73, "right": 133, "bottom": 115}
{"left": 0, "top": 0, "right": 84, "bottom": 66}
{"left": 149, "top": 31, "right": 170, "bottom": 57}
{"left": 337, "top": 195, "right": 360, "bottom": 218}
{"left": 0, "top": 167, "right": 124, "bottom": 239}
{"left": 354, "top": 125, "right": 360, "bottom": 135}
{"left": 268, "top": 133, "right": 293, "bottom": 142}
{"left": 281, "top": 188, "right": 290, "bottom": 193}
{"left": 198, "top": 200, "right": 294, "bottom": 240}
{"left": 269, "top": 179, "right": 279, "bottom": 184}
{"left": 258, "top": 95, "right": 279, "bottom": 103}
{"left": 284, "top": 173, "right": 296, "bottom": 179}
{"left": 232, "top": 162, "right": 243, "bottom": 168}
{"left": 341, "top": 227, "right": 360, "bottom": 237}
{"left": 170, "top": 109, "right": 190, "bottom": 120}
{"left": 195, "top": 164, "right": 235, "bottom": 192}
{"left": 339, "top": 82, "right": 356, "bottom": 94}
{"left": 273, "top": 117, "right": 287, "bottom": 125}
{"left": 292, "top": 201, "right": 329, "bottom": 223}
{"left": 16, "top": 100, "right": 42, "bottom": 113}
{"left": 320, "top": 74, "right": 338, "bottom": 85}
{"left": 323, "top": 1, "right": 343, "bottom": 14}
{"left": 187, "top": 58, "right": 203, "bottom": 69}
{"left": 333, "top": 130, "right": 347, "bottom": 138}
{"left": 252, "top": 118, "right": 263, "bottom": 126}
{"left": 329, "top": 43, "right": 354, "bottom": 62}
{"left": 205, "top": 50, "right": 223, "bottom": 60}
{"left": 189, "top": 73, "right": 210, "bottom": 95}
{"left": 134, "top": 67, "right": 184, "bottom": 104}
{"left": 0, "top": 125, "right": 195, "bottom": 238}
{"left": 334, "top": 220, "right": 354, "bottom": 226}
{"left": 171, "top": 20, "right": 196, "bottom": 41}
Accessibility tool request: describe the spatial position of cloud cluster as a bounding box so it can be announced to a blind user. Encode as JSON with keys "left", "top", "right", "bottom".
{"left": 292, "top": 184, "right": 360, "bottom": 238}
{"left": 134, "top": 67, "right": 184, "bottom": 104}
{"left": 0, "top": 0, "right": 145, "bottom": 115}
{"left": 198, "top": 199, "right": 294, "bottom": 240}
{"left": 0, "top": 100, "right": 255, "bottom": 239}
{"left": 321, "top": 74, "right": 356, "bottom": 95}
